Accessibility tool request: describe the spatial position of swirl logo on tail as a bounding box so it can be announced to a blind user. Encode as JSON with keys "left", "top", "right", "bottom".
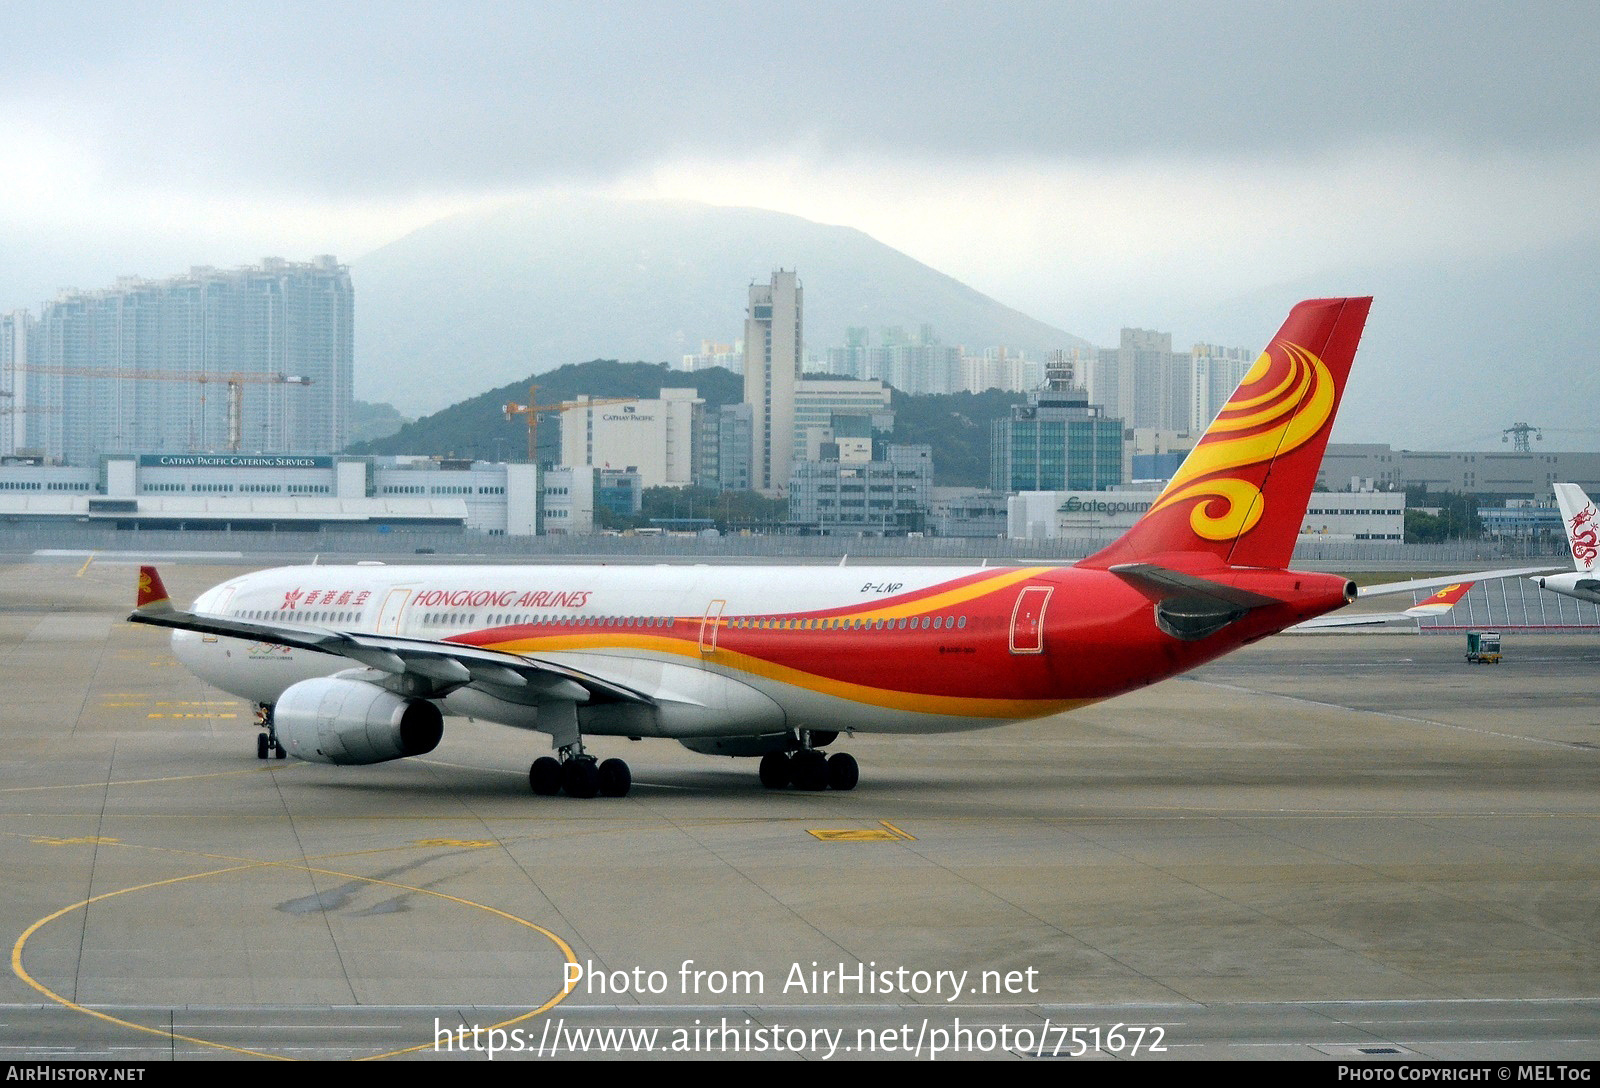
{"left": 1144, "top": 341, "right": 1334, "bottom": 543}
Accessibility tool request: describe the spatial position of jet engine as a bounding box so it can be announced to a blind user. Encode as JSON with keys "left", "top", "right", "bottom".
{"left": 274, "top": 677, "right": 444, "bottom": 765}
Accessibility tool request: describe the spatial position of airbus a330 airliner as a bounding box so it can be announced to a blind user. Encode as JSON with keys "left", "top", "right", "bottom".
{"left": 134, "top": 297, "right": 1383, "bottom": 799}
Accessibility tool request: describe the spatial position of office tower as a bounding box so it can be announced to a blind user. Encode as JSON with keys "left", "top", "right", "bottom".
{"left": 792, "top": 377, "right": 892, "bottom": 471}
{"left": 558, "top": 389, "right": 703, "bottom": 489}
{"left": 991, "top": 368, "right": 1124, "bottom": 493}
{"left": 743, "top": 269, "right": 802, "bottom": 493}
{"left": 697, "top": 402, "right": 754, "bottom": 492}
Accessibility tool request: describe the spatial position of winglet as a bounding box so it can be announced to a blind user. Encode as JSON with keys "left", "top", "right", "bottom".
{"left": 135, "top": 565, "right": 174, "bottom": 613}
{"left": 1403, "top": 581, "right": 1474, "bottom": 617}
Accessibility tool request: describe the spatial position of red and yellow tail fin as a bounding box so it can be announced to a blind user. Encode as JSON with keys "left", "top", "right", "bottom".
{"left": 135, "top": 565, "right": 173, "bottom": 613}
{"left": 1080, "top": 297, "right": 1371, "bottom": 571}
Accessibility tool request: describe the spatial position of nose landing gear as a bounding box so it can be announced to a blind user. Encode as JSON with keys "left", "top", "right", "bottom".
{"left": 255, "top": 703, "right": 285, "bottom": 760}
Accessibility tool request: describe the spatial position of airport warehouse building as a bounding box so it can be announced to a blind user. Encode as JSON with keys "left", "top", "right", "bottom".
{"left": 1008, "top": 489, "right": 1407, "bottom": 542}
{"left": 0, "top": 454, "right": 577, "bottom": 534}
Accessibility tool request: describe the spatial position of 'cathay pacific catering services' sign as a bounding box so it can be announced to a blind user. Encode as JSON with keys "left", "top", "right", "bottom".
{"left": 137, "top": 454, "right": 334, "bottom": 470}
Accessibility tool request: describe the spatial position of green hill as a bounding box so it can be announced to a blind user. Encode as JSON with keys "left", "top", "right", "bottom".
{"left": 347, "top": 356, "right": 1026, "bottom": 488}
{"left": 345, "top": 361, "right": 741, "bottom": 462}
{"left": 889, "top": 388, "right": 1025, "bottom": 488}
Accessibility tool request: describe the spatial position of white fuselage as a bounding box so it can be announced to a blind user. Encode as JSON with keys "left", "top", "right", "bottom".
{"left": 171, "top": 562, "right": 1100, "bottom": 741}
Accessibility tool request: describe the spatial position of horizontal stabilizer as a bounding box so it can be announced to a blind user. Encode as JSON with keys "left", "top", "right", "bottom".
{"left": 1109, "top": 562, "right": 1280, "bottom": 641}
{"left": 1108, "top": 563, "right": 1280, "bottom": 610}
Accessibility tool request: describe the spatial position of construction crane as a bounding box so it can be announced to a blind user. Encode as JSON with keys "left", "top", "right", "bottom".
{"left": 16, "top": 365, "right": 311, "bottom": 452}
{"left": 502, "top": 384, "right": 639, "bottom": 463}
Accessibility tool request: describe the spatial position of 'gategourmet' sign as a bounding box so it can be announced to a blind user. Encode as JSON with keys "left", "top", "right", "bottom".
{"left": 1060, "top": 495, "right": 1153, "bottom": 515}
{"left": 138, "top": 454, "right": 334, "bottom": 470}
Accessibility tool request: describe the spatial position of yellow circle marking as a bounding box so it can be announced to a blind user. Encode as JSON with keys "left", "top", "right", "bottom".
{"left": 412, "top": 838, "right": 496, "bottom": 849}
{"left": 12, "top": 857, "right": 578, "bottom": 1061}
{"left": 0, "top": 764, "right": 302, "bottom": 794}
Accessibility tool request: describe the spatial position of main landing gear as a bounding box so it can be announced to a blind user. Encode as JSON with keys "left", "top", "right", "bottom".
{"left": 255, "top": 703, "right": 285, "bottom": 760}
{"left": 529, "top": 745, "right": 632, "bottom": 799}
{"left": 758, "top": 730, "right": 858, "bottom": 791}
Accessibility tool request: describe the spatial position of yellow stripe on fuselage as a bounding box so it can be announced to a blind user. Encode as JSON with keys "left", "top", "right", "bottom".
{"left": 483, "top": 624, "right": 1087, "bottom": 721}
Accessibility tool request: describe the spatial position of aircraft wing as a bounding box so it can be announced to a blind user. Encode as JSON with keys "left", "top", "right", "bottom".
{"left": 1351, "top": 565, "right": 1555, "bottom": 598}
{"left": 128, "top": 566, "right": 652, "bottom": 706}
{"left": 1290, "top": 579, "right": 1479, "bottom": 630}
{"left": 1290, "top": 565, "right": 1559, "bottom": 631}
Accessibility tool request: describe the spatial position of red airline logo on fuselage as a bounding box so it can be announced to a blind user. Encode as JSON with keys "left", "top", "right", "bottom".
{"left": 277, "top": 586, "right": 591, "bottom": 611}
{"left": 280, "top": 588, "right": 371, "bottom": 610}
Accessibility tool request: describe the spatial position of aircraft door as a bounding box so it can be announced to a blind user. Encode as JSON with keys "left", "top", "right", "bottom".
{"left": 202, "top": 587, "right": 236, "bottom": 643}
{"left": 699, "top": 599, "right": 726, "bottom": 655}
{"left": 377, "top": 588, "right": 411, "bottom": 634}
{"left": 1009, "top": 585, "right": 1053, "bottom": 654}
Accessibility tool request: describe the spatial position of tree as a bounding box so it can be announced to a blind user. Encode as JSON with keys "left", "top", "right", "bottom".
{"left": 1403, "top": 487, "right": 1482, "bottom": 543}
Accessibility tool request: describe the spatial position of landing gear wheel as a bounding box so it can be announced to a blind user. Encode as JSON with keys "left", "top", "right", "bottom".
{"left": 257, "top": 732, "right": 270, "bottom": 760}
{"left": 274, "top": 740, "right": 286, "bottom": 760}
{"left": 826, "top": 752, "right": 859, "bottom": 791}
{"left": 758, "top": 751, "right": 791, "bottom": 789}
{"left": 562, "top": 758, "right": 600, "bottom": 799}
{"left": 529, "top": 756, "right": 562, "bottom": 796}
{"left": 597, "top": 758, "right": 632, "bottom": 798}
{"left": 791, "top": 749, "right": 829, "bottom": 791}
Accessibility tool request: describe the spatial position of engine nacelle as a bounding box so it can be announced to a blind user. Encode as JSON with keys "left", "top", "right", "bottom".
{"left": 275, "top": 677, "right": 444, "bottom": 765}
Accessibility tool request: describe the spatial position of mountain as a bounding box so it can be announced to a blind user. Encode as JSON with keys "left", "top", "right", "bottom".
{"left": 353, "top": 196, "right": 1090, "bottom": 417}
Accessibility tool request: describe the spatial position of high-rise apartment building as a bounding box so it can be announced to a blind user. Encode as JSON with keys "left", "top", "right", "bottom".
{"left": 1118, "top": 328, "right": 1187, "bottom": 432}
{"left": 13, "top": 257, "right": 352, "bottom": 466}
{"left": 680, "top": 340, "right": 743, "bottom": 374}
{"left": 1091, "top": 327, "right": 1189, "bottom": 432}
{"left": 1189, "top": 342, "right": 1255, "bottom": 433}
{"left": 743, "top": 269, "right": 802, "bottom": 493}
{"left": 0, "top": 311, "right": 35, "bottom": 458}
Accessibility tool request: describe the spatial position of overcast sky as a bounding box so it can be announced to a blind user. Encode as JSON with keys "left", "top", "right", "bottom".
{"left": 3, "top": 1, "right": 1597, "bottom": 431}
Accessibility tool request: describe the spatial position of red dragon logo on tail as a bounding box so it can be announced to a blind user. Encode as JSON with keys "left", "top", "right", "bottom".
{"left": 1570, "top": 504, "right": 1598, "bottom": 570}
